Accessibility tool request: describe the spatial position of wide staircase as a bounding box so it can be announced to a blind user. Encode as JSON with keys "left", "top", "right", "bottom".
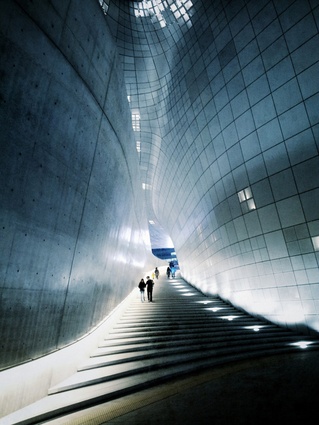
{"left": 2, "top": 273, "right": 319, "bottom": 424}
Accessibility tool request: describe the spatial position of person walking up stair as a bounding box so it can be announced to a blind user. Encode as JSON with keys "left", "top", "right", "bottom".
{"left": 154, "top": 267, "right": 159, "bottom": 279}
{"left": 146, "top": 276, "right": 154, "bottom": 302}
{"left": 138, "top": 278, "right": 146, "bottom": 302}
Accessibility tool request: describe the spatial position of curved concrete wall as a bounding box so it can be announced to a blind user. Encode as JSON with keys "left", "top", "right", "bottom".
{"left": 107, "top": 0, "right": 319, "bottom": 334}
{"left": 0, "top": 0, "right": 152, "bottom": 370}
{"left": 166, "top": 0, "right": 319, "bottom": 334}
{"left": 0, "top": 0, "right": 318, "bottom": 417}
{"left": 0, "top": 0, "right": 318, "bottom": 375}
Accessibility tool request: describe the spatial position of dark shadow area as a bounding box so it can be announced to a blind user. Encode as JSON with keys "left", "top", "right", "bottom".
{"left": 103, "top": 351, "right": 319, "bottom": 425}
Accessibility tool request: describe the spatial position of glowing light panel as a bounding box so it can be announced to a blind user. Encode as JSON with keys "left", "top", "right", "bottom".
{"left": 290, "top": 341, "right": 315, "bottom": 349}
{"left": 219, "top": 315, "right": 239, "bottom": 321}
{"left": 206, "top": 307, "right": 224, "bottom": 312}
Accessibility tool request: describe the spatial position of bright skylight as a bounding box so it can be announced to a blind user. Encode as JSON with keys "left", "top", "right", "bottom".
{"left": 132, "top": 111, "right": 141, "bottom": 131}
{"left": 98, "top": 0, "right": 109, "bottom": 15}
{"left": 238, "top": 186, "right": 256, "bottom": 213}
{"left": 312, "top": 236, "right": 319, "bottom": 251}
{"left": 133, "top": 0, "right": 193, "bottom": 28}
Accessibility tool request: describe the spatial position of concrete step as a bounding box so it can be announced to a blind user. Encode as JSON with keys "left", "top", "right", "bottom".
{"left": 79, "top": 334, "right": 303, "bottom": 370}
{"left": 49, "top": 339, "right": 310, "bottom": 395}
{"left": 96, "top": 328, "right": 288, "bottom": 347}
{"left": 91, "top": 329, "right": 298, "bottom": 356}
{"left": 2, "top": 345, "right": 318, "bottom": 425}
{"left": 1, "top": 276, "right": 318, "bottom": 425}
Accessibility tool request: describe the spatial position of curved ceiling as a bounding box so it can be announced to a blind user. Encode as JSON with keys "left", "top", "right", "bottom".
{"left": 100, "top": 0, "right": 195, "bottom": 250}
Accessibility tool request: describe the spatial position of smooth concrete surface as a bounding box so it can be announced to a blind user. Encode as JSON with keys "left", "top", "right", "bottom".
{"left": 106, "top": 0, "right": 319, "bottom": 336}
{"left": 1, "top": 0, "right": 319, "bottom": 421}
{"left": 0, "top": 289, "right": 137, "bottom": 419}
{"left": 0, "top": 0, "right": 153, "bottom": 371}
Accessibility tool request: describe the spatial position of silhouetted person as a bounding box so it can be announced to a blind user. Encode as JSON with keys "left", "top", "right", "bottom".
{"left": 138, "top": 278, "right": 146, "bottom": 302}
{"left": 155, "top": 267, "right": 159, "bottom": 279}
{"left": 146, "top": 276, "right": 154, "bottom": 302}
{"left": 166, "top": 267, "right": 171, "bottom": 278}
{"left": 171, "top": 266, "right": 176, "bottom": 278}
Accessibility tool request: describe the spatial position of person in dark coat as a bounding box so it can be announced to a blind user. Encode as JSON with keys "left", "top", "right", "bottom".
{"left": 145, "top": 276, "right": 155, "bottom": 302}
{"left": 166, "top": 266, "right": 171, "bottom": 278}
{"left": 138, "top": 278, "right": 146, "bottom": 302}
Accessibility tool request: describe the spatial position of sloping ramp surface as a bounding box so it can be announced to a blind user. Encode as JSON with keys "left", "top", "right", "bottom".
{"left": 1, "top": 275, "right": 319, "bottom": 424}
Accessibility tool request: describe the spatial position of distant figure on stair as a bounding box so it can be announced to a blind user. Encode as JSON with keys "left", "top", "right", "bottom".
{"left": 138, "top": 278, "right": 146, "bottom": 302}
{"left": 146, "top": 276, "right": 155, "bottom": 302}
{"left": 171, "top": 266, "right": 176, "bottom": 278}
{"left": 154, "top": 267, "right": 159, "bottom": 279}
{"left": 166, "top": 266, "right": 171, "bottom": 278}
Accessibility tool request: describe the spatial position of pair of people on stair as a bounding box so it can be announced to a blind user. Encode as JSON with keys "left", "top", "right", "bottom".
{"left": 138, "top": 276, "right": 154, "bottom": 302}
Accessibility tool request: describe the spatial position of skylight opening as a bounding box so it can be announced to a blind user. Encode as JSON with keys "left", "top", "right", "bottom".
{"left": 133, "top": 0, "right": 193, "bottom": 28}
{"left": 312, "top": 236, "right": 319, "bottom": 251}
{"left": 159, "top": 17, "right": 166, "bottom": 28}
{"left": 132, "top": 111, "right": 140, "bottom": 131}
{"left": 238, "top": 186, "right": 256, "bottom": 213}
{"left": 247, "top": 198, "right": 256, "bottom": 210}
{"left": 238, "top": 187, "right": 252, "bottom": 202}
{"left": 98, "top": 0, "right": 109, "bottom": 15}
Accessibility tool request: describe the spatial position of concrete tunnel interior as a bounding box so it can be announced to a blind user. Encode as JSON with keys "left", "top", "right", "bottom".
{"left": 0, "top": 0, "right": 319, "bottom": 417}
